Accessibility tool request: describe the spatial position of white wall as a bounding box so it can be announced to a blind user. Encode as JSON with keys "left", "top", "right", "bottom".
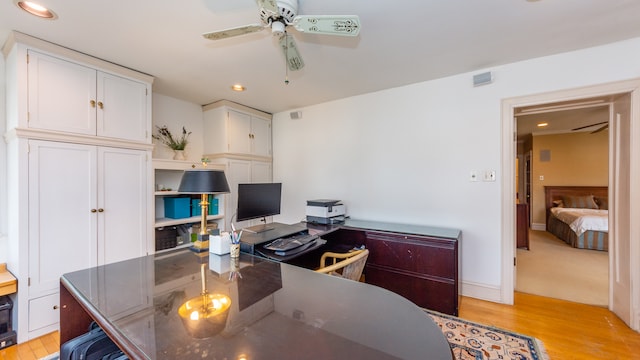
{"left": 272, "top": 37, "right": 640, "bottom": 301}
{"left": 151, "top": 93, "right": 204, "bottom": 161}
{"left": 0, "top": 52, "right": 6, "bottom": 264}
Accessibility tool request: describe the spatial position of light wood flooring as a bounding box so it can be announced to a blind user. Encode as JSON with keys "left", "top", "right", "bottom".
{"left": 2, "top": 293, "right": 640, "bottom": 359}
{"left": 0, "top": 331, "right": 58, "bottom": 360}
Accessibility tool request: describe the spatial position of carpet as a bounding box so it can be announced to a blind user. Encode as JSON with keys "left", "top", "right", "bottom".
{"left": 425, "top": 309, "right": 550, "bottom": 360}
{"left": 516, "top": 230, "right": 608, "bottom": 306}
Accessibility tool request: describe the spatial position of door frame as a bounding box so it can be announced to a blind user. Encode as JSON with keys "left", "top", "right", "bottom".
{"left": 500, "top": 79, "right": 640, "bottom": 330}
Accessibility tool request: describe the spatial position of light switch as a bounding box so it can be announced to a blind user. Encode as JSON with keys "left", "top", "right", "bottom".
{"left": 484, "top": 170, "right": 496, "bottom": 182}
{"left": 539, "top": 175, "right": 544, "bottom": 181}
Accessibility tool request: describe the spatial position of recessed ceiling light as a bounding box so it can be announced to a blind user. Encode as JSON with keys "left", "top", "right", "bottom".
{"left": 231, "top": 84, "right": 246, "bottom": 92}
{"left": 537, "top": 122, "right": 548, "bottom": 128}
{"left": 15, "top": 1, "right": 57, "bottom": 19}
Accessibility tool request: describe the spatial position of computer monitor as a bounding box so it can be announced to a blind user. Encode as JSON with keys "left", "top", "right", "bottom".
{"left": 236, "top": 183, "right": 282, "bottom": 233}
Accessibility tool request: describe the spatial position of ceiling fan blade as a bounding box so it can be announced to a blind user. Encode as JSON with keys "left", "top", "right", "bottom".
{"left": 202, "top": 24, "right": 265, "bottom": 40}
{"left": 257, "top": 0, "right": 279, "bottom": 15}
{"left": 279, "top": 35, "right": 304, "bottom": 71}
{"left": 571, "top": 121, "right": 608, "bottom": 131}
{"left": 591, "top": 124, "right": 609, "bottom": 134}
{"left": 292, "top": 15, "right": 361, "bottom": 36}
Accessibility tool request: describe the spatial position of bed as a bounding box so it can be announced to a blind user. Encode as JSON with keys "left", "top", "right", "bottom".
{"left": 544, "top": 186, "right": 609, "bottom": 251}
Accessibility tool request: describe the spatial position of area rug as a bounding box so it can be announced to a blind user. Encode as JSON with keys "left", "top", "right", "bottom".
{"left": 425, "top": 309, "right": 550, "bottom": 360}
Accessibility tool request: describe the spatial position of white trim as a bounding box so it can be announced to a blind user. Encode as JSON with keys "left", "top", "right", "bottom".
{"left": 531, "top": 223, "right": 546, "bottom": 231}
{"left": 502, "top": 78, "right": 640, "bottom": 330}
{"left": 461, "top": 280, "right": 502, "bottom": 303}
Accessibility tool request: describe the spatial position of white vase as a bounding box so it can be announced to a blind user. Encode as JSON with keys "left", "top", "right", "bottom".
{"left": 173, "top": 150, "right": 185, "bottom": 160}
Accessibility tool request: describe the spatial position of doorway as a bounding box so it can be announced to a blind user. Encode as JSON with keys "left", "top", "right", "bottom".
{"left": 500, "top": 79, "right": 640, "bottom": 330}
{"left": 514, "top": 103, "right": 609, "bottom": 306}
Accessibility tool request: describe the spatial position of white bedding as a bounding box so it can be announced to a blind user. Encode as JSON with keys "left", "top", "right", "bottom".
{"left": 550, "top": 207, "right": 608, "bottom": 236}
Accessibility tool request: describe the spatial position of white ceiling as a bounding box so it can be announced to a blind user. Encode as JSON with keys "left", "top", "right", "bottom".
{"left": 1, "top": 0, "right": 640, "bottom": 115}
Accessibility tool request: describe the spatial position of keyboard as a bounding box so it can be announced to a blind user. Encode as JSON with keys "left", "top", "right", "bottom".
{"left": 263, "top": 233, "right": 319, "bottom": 252}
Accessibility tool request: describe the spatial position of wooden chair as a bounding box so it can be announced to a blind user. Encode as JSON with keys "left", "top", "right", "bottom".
{"left": 315, "top": 249, "right": 369, "bottom": 281}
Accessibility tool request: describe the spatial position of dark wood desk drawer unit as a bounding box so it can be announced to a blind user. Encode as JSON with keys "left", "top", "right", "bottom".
{"left": 363, "top": 231, "right": 459, "bottom": 316}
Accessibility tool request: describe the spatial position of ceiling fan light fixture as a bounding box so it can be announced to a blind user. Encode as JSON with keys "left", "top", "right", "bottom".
{"left": 15, "top": 1, "right": 57, "bottom": 19}
{"left": 271, "top": 21, "right": 286, "bottom": 36}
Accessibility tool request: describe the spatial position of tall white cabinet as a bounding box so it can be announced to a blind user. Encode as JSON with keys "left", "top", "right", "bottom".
{"left": 3, "top": 32, "right": 154, "bottom": 341}
{"left": 202, "top": 101, "right": 273, "bottom": 230}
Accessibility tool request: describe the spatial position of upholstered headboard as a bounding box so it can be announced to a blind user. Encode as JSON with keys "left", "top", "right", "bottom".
{"left": 544, "top": 186, "right": 608, "bottom": 220}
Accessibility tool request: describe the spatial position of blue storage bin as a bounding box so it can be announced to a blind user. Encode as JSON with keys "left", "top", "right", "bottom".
{"left": 164, "top": 197, "right": 191, "bottom": 219}
{"left": 209, "top": 197, "right": 219, "bottom": 215}
{"left": 192, "top": 196, "right": 220, "bottom": 216}
{"left": 192, "top": 199, "right": 202, "bottom": 217}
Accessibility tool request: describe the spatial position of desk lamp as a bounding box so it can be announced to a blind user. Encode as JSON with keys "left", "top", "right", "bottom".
{"left": 178, "top": 169, "right": 230, "bottom": 252}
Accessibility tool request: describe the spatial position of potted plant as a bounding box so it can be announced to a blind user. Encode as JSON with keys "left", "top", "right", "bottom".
{"left": 152, "top": 125, "right": 191, "bottom": 160}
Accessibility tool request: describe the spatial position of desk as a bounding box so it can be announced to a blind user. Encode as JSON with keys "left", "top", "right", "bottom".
{"left": 60, "top": 249, "right": 453, "bottom": 359}
{"left": 242, "top": 220, "right": 461, "bottom": 316}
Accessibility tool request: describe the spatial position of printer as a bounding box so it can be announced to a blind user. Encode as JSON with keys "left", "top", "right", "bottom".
{"left": 306, "top": 199, "right": 346, "bottom": 224}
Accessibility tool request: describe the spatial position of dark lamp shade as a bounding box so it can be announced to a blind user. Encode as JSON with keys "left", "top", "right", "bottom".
{"left": 178, "top": 169, "right": 230, "bottom": 194}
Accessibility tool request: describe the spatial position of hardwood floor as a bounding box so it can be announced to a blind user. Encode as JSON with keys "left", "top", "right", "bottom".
{"left": 2, "top": 292, "right": 639, "bottom": 359}
{"left": 459, "top": 292, "right": 640, "bottom": 359}
{"left": 0, "top": 331, "right": 58, "bottom": 360}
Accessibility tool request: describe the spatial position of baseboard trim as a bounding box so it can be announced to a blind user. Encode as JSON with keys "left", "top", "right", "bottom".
{"left": 531, "top": 223, "right": 546, "bottom": 231}
{"left": 461, "top": 280, "right": 503, "bottom": 303}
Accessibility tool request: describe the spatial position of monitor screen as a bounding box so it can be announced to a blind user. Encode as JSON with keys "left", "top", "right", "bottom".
{"left": 236, "top": 183, "right": 282, "bottom": 222}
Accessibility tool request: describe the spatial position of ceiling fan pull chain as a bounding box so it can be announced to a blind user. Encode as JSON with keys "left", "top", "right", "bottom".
{"left": 284, "top": 33, "right": 290, "bottom": 85}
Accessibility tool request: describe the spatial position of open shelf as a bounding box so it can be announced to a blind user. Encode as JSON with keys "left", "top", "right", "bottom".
{"left": 155, "top": 214, "right": 224, "bottom": 228}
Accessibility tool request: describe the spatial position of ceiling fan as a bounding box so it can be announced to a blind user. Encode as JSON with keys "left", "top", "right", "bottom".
{"left": 202, "top": 0, "right": 360, "bottom": 74}
{"left": 572, "top": 121, "right": 608, "bottom": 134}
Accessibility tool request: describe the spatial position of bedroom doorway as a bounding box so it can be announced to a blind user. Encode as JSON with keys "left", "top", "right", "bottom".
{"left": 514, "top": 105, "right": 609, "bottom": 306}
{"left": 501, "top": 79, "right": 640, "bottom": 331}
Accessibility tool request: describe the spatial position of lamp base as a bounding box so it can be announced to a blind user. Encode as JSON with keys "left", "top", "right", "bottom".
{"left": 190, "top": 233, "right": 210, "bottom": 253}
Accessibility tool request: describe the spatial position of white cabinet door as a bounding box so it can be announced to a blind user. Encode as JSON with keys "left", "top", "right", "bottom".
{"left": 224, "top": 159, "right": 272, "bottom": 229}
{"left": 28, "top": 140, "right": 98, "bottom": 296}
{"left": 27, "top": 50, "right": 150, "bottom": 142}
{"left": 28, "top": 141, "right": 149, "bottom": 296}
{"left": 203, "top": 105, "right": 272, "bottom": 158}
{"left": 97, "top": 72, "right": 149, "bottom": 142}
{"left": 98, "top": 147, "right": 148, "bottom": 264}
{"left": 251, "top": 161, "right": 273, "bottom": 183}
{"left": 27, "top": 50, "right": 97, "bottom": 135}
{"left": 28, "top": 293, "right": 60, "bottom": 332}
{"left": 250, "top": 116, "right": 272, "bottom": 158}
{"left": 227, "top": 110, "right": 252, "bottom": 155}
{"left": 226, "top": 159, "right": 252, "bottom": 229}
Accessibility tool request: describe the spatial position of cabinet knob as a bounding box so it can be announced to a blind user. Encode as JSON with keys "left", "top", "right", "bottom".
{"left": 53, "top": 305, "right": 59, "bottom": 310}
{"left": 98, "top": 101, "right": 104, "bottom": 109}
{"left": 91, "top": 209, "right": 97, "bottom": 213}
{"left": 98, "top": 208, "right": 104, "bottom": 212}
{"left": 90, "top": 100, "right": 96, "bottom": 108}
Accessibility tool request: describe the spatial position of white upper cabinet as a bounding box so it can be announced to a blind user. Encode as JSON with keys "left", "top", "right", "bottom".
{"left": 203, "top": 101, "right": 272, "bottom": 160}
{"left": 27, "top": 50, "right": 150, "bottom": 142}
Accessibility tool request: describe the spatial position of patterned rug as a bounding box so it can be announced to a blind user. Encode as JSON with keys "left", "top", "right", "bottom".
{"left": 425, "top": 309, "right": 550, "bottom": 360}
